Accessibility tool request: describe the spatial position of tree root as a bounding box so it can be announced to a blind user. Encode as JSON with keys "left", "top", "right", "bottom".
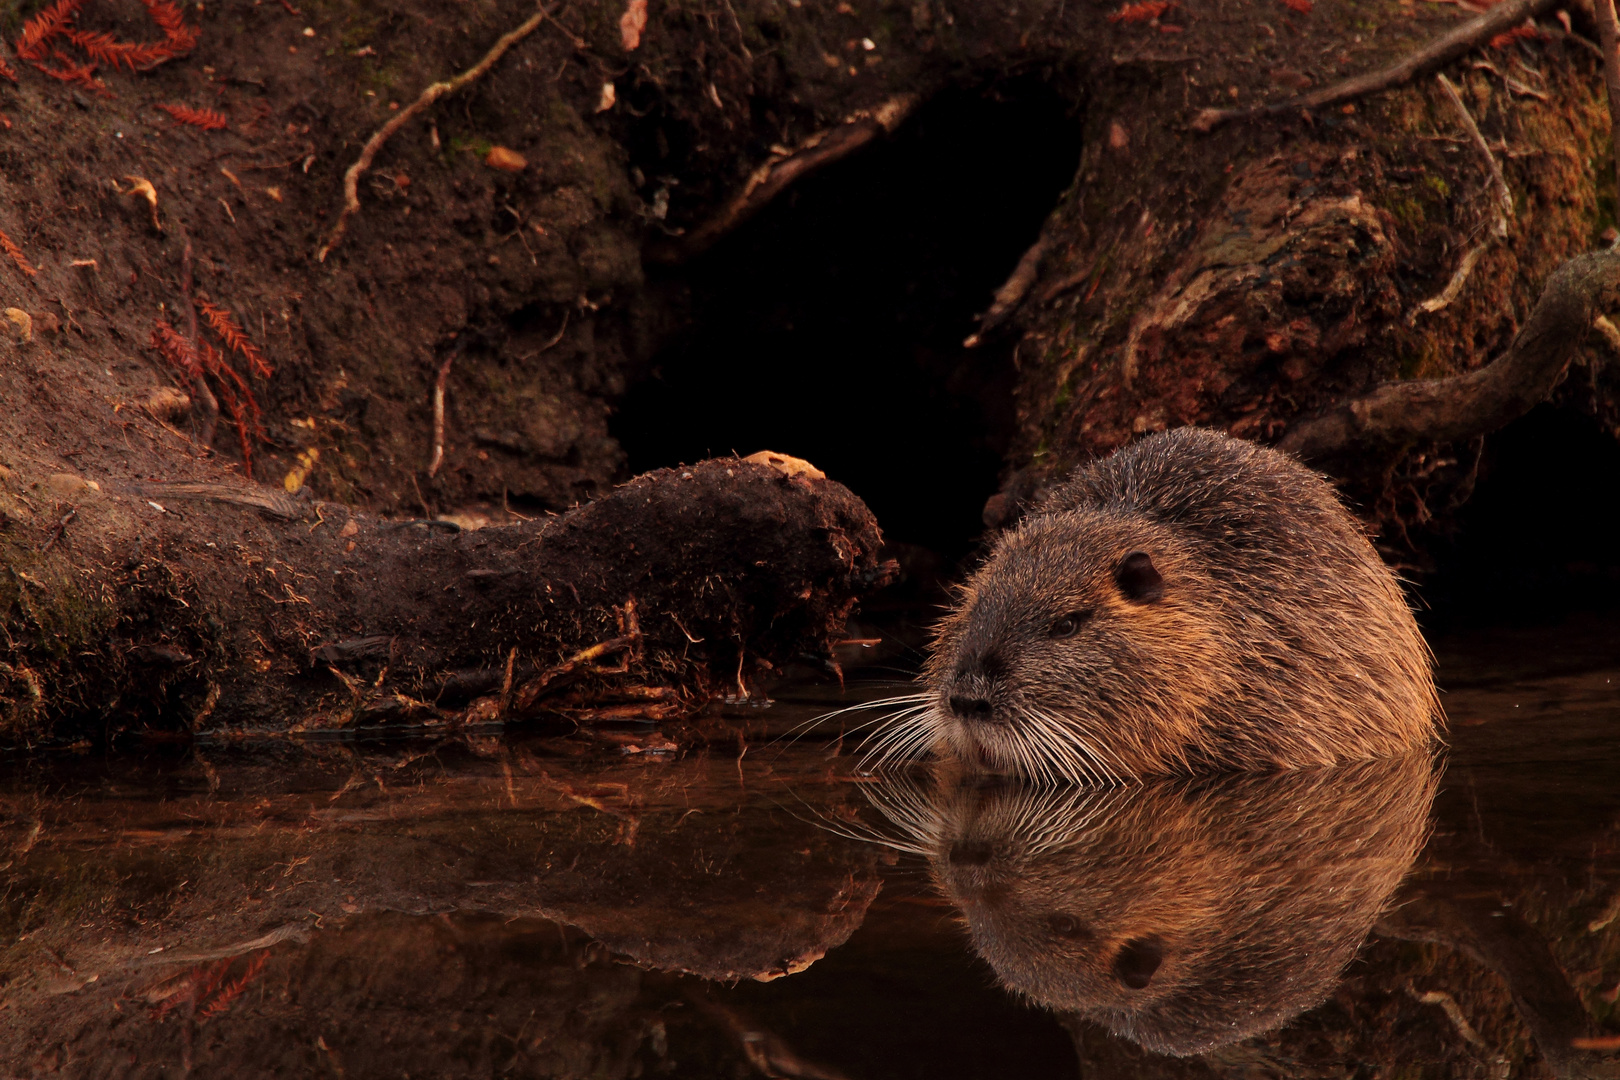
{"left": 964, "top": 234, "right": 1051, "bottom": 348}
{"left": 649, "top": 94, "right": 918, "bottom": 263}
{"left": 1280, "top": 252, "right": 1620, "bottom": 468}
{"left": 314, "top": 4, "right": 555, "bottom": 263}
{"left": 1596, "top": 0, "right": 1620, "bottom": 201}
{"left": 1190, "top": 0, "right": 1562, "bottom": 133}
{"left": 1408, "top": 74, "right": 1512, "bottom": 322}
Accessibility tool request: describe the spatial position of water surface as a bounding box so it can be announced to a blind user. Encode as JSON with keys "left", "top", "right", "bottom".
{"left": 2, "top": 617, "right": 1618, "bottom": 1078}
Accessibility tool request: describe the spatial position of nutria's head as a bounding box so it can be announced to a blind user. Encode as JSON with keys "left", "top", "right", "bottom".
{"left": 914, "top": 509, "right": 1229, "bottom": 781}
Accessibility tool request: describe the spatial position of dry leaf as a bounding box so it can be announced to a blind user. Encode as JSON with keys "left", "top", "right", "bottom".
{"left": 484, "top": 146, "right": 528, "bottom": 172}
{"left": 596, "top": 81, "right": 617, "bottom": 112}
{"left": 619, "top": 0, "right": 648, "bottom": 50}
{"left": 122, "top": 175, "right": 162, "bottom": 230}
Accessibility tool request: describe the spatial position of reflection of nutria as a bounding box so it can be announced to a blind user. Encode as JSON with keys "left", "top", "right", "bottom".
{"left": 869, "top": 754, "right": 1437, "bottom": 1056}
{"left": 877, "top": 428, "right": 1440, "bottom": 781}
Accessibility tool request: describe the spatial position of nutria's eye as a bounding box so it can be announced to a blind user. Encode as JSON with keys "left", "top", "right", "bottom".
{"left": 1115, "top": 551, "right": 1165, "bottom": 603}
{"left": 1048, "top": 914, "right": 1093, "bottom": 941}
{"left": 1113, "top": 935, "right": 1165, "bottom": 990}
{"left": 1048, "top": 610, "right": 1093, "bottom": 639}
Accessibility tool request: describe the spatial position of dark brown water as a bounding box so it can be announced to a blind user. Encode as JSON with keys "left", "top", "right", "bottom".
{"left": 1, "top": 617, "right": 1618, "bottom": 1079}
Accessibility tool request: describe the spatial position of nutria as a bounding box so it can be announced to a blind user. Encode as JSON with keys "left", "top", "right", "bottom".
{"left": 876, "top": 428, "right": 1440, "bottom": 781}
{"left": 864, "top": 753, "right": 1437, "bottom": 1055}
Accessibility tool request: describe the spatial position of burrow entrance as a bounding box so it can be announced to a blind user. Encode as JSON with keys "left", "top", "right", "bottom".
{"left": 612, "top": 78, "right": 1085, "bottom": 561}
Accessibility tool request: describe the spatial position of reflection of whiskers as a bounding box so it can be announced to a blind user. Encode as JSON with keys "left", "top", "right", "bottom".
{"left": 858, "top": 769, "right": 1136, "bottom": 859}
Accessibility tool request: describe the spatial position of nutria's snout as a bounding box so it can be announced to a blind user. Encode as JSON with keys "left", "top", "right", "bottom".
{"left": 877, "top": 427, "right": 1443, "bottom": 782}
{"left": 947, "top": 648, "right": 1007, "bottom": 725}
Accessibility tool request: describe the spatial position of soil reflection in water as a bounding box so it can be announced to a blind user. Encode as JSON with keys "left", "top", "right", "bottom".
{"left": 2, "top": 618, "right": 1619, "bottom": 1079}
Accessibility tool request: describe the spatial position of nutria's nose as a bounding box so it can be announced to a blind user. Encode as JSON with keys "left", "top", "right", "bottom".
{"left": 949, "top": 694, "right": 994, "bottom": 721}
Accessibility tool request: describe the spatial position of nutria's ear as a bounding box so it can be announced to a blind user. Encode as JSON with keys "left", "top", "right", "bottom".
{"left": 1115, "top": 551, "right": 1164, "bottom": 603}
{"left": 1113, "top": 935, "right": 1165, "bottom": 990}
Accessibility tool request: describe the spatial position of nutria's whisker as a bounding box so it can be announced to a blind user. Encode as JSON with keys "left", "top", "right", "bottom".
{"left": 858, "top": 706, "right": 940, "bottom": 772}
{"left": 770, "top": 691, "right": 934, "bottom": 751}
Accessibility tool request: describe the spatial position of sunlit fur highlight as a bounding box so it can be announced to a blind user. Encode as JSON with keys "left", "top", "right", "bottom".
{"left": 877, "top": 428, "right": 1441, "bottom": 782}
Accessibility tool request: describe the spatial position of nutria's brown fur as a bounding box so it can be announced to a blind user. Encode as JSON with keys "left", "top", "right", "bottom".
{"left": 866, "top": 754, "right": 1437, "bottom": 1055}
{"left": 898, "top": 428, "right": 1440, "bottom": 781}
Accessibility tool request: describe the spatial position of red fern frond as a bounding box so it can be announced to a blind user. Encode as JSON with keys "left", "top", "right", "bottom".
{"left": 0, "top": 228, "right": 39, "bottom": 279}
{"left": 202, "top": 341, "right": 262, "bottom": 474}
{"left": 15, "top": 0, "right": 84, "bottom": 62}
{"left": 1278, "top": 0, "right": 1312, "bottom": 13}
{"left": 65, "top": 28, "right": 171, "bottom": 70}
{"left": 139, "top": 0, "right": 198, "bottom": 57}
{"left": 1108, "top": 1, "right": 1177, "bottom": 22}
{"left": 150, "top": 319, "right": 204, "bottom": 382}
{"left": 155, "top": 102, "right": 227, "bottom": 130}
{"left": 199, "top": 299, "right": 272, "bottom": 378}
{"left": 34, "top": 48, "right": 104, "bottom": 90}
{"left": 197, "top": 951, "right": 269, "bottom": 1020}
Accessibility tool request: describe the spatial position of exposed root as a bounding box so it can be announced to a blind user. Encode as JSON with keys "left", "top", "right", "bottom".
{"left": 315, "top": 4, "right": 555, "bottom": 262}
{"left": 510, "top": 599, "right": 656, "bottom": 717}
{"left": 1281, "top": 252, "right": 1620, "bottom": 466}
{"left": 1408, "top": 73, "right": 1512, "bottom": 322}
{"left": 1596, "top": 0, "right": 1620, "bottom": 203}
{"left": 1189, "top": 0, "right": 1561, "bottom": 133}
{"left": 427, "top": 351, "right": 455, "bottom": 478}
{"left": 651, "top": 94, "right": 919, "bottom": 263}
{"left": 964, "top": 234, "right": 1050, "bottom": 348}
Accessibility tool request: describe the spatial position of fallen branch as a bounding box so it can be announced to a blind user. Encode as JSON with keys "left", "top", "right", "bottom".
{"left": 649, "top": 94, "right": 918, "bottom": 263}
{"left": 1408, "top": 73, "right": 1512, "bottom": 322}
{"left": 1, "top": 455, "right": 894, "bottom": 745}
{"left": 1190, "top": 0, "right": 1561, "bottom": 133}
{"left": 315, "top": 3, "right": 554, "bottom": 262}
{"left": 1280, "top": 252, "right": 1620, "bottom": 465}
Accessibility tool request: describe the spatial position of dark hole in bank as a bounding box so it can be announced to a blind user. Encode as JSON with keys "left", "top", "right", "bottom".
{"left": 1424, "top": 404, "right": 1620, "bottom": 627}
{"left": 613, "top": 79, "right": 1084, "bottom": 561}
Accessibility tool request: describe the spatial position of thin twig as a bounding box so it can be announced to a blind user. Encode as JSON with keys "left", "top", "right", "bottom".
{"left": 1438, "top": 74, "right": 1513, "bottom": 224}
{"left": 1596, "top": 0, "right": 1620, "bottom": 205}
{"left": 1190, "top": 0, "right": 1560, "bottom": 132}
{"left": 1409, "top": 73, "right": 1513, "bottom": 321}
{"left": 40, "top": 509, "right": 77, "bottom": 554}
{"left": 427, "top": 352, "right": 456, "bottom": 478}
{"left": 316, "top": 3, "right": 555, "bottom": 262}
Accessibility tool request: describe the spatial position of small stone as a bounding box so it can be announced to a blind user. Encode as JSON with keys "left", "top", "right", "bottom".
{"left": 3, "top": 308, "right": 31, "bottom": 344}
{"left": 143, "top": 387, "right": 192, "bottom": 423}
{"left": 46, "top": 473, "right": 99, "bottom": 497}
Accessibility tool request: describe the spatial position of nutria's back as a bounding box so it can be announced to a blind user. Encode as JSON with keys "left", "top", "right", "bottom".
{"left": 902, "top": 428, "right": 1440, "bottom": 781}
